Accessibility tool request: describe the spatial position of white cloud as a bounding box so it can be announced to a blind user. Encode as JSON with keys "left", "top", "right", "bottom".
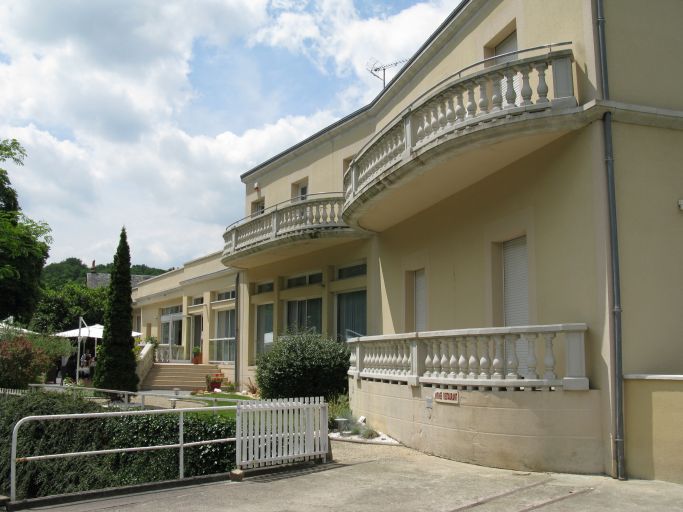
{"left": 254, "top": 0, "right": 458, "bottom": 105}
{"left": 0, "top": 0, "right": 456, "bottom": 269}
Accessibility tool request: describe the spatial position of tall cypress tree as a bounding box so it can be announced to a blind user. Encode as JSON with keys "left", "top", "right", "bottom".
{"left": 94, "top": 227, "right": 138, "bottom": 391}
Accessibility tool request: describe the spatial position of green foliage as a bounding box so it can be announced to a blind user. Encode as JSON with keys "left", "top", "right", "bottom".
{"left": 327, "top": 394, "right": 352, "bottom": 429}
{"left": 0, "top": 326, "right": 69, "bottom": 388}
{"left": 29, "top": 283, "right": 107, "bottom": 334}
{"left": 0, "top": 213, "right": 51, "bottom": 323}
{"left": 95, "top": 228, "right": 138, "bottom": 391}
{"left": 0, "top": 139, "right": 51, "bottom": 323}
{"left": 41, "top": 257, "right": 89, "bottom": 289}
{"left": 206, "top": 373, "right": 224, "bottom": 391}
{"left": 0, "top": 139, "right": 25, "bottom": 212}
{"left": 0, "top": 392, "right": 236, "bottom": 500}
{"left": 42, "top": 258, "right": 167, "bottom": 290}
{"left": 256, "top": 330, "right": 350, "bottom": 400}
{"left": 0, "top": 336, "right": 50, "bottom": 388}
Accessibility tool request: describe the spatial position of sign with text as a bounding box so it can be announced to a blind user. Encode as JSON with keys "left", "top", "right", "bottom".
{"left": 433, "top": 390, "right": 460, "bottom": 404}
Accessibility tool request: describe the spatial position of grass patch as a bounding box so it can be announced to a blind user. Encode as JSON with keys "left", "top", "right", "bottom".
{"left": 189, "top": 393, "right": 253, "bottom": 419}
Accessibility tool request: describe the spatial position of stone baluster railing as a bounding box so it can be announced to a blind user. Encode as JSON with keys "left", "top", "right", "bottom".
{"left": 344, "top": 48, "right": 576, "bottom": 207}
{"left": 347, "top": 323, "right": 589, "bottom": 391}
{"left": 223, "top": 194, "right": 348, "bottom": 257}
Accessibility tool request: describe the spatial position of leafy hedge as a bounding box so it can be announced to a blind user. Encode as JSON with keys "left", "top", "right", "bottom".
{"left": 0, "top": 392, "right": 235, "bottom": 500}
{"left": 256, "top": 330, "right": 350, "bottom": 400}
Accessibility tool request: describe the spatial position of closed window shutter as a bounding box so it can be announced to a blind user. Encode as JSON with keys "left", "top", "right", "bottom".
{"left": 503, "top": 236, "right": 529, "bottom": 326}
{"left": 503, "top": 236, "right": 530, "bottom": 376}
{"left": 414, "top": 269, "right": 427, "bottom": 332}
{"left": 495, "top": 32, "right": 522, "bottom": 106}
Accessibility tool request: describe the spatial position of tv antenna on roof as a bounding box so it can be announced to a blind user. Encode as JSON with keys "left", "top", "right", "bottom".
{"left": 366, "top": 57, "right": 409, "bottom": 88}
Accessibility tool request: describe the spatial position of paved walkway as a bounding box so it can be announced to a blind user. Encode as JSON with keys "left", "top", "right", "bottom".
{"left": 22, "top": 441, "right": 683, "bottom": 511}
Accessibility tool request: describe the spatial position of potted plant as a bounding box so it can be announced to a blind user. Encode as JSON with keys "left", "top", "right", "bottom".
{"left": 206, "top": 372, "right": 224, "bottom": 392}
{"left": 192, "top": 346, "right": 202, "bottom": 364}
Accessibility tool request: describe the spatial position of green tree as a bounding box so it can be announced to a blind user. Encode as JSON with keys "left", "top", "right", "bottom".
{"left": 94, "top": 228, "right": 138, "bottom": 391}
{"left": 30, "top": 283, "right": 107, "bottom": 334}
{"left": 41, "top": 257, "right": 89, "bottom": 289}
{"left": 0, "top": 139, "right": 51, "bottom": 323}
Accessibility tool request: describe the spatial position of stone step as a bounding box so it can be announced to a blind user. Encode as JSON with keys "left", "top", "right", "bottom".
{"left": 141, "top": 363, "right": 220, "bottom": 391}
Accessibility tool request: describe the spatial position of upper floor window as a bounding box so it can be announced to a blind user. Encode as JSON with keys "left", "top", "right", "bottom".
{"left": 292, "top": 179, "right": 308, "bottom": 201}
{"left": 286, "top": 271, "right": 323, "bottom": 289}
{"left": 216, "top": 290, "right": 236, "bottom": 301}
{"left": 494, "top": 31, "right": 518, "bottom": 64}
{"left": 192, "top": 297, "right": 204, "bottom": 306}
{"left": 255, "top": 281, "right": 274, "bottom": 294}
{"left": 251, "top": 199, "right": 265, "bottom": 216}
{"left": 338, "top": 263, "right": 367, "bottom": 280}
{"left": 161, "top": 305, "right": 182, "bottom": 315}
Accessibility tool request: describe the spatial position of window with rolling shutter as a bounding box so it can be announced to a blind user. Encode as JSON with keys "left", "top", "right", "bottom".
{"left": 414, "top": 269, "right": 427, "bottom": 332}
{"left": 494, "top": 31, "right": 522, "bottom": 106}
{"left": 503, "top": 235, "right": 530, "bottom": 376}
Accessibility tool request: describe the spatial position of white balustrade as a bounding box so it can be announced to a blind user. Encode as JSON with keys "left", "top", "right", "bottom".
{"left": 344, "top": 48, "right": 577, "bottom": 207}
{"left": 223, "top": 194, "right": 349, "bottom": 258}
{"left": 347, "top": 323, "right": 589, "bottom": 391}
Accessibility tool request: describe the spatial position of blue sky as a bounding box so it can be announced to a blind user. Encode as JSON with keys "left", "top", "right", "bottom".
{"left": 0, "top": 0, "right": 457, "bottom": 269}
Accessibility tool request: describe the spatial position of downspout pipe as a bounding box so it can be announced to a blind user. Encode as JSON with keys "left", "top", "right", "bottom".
{"left": 596, "top": 0, "right": 626, "bottom": 480}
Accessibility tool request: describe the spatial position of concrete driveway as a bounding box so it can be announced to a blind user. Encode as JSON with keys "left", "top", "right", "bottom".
{"left": 21, "top": 441, "right": 683, "bottom": 511}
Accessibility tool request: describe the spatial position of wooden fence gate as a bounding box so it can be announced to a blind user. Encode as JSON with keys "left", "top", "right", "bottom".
{"left": 236, "top": 397, "right": 328, "bottom": 469}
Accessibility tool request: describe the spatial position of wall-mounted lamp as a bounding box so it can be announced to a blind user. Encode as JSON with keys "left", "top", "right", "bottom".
{"left": 254, "top": 182, "right": 259, "bottom": 191}
{"left": 678, "top": 199, "right": 683, "bottom": 211}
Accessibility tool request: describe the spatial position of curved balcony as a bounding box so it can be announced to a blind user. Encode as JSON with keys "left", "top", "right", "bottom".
{"left": 222, "top": 193, "right": 361, "bottom": 268}
{"left": 344, "top": 44, "right": 586, "bottom": 231}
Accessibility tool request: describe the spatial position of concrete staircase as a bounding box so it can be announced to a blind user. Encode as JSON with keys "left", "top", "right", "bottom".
{"left": 141, "top": 363, "right": 219, "bottom": 391}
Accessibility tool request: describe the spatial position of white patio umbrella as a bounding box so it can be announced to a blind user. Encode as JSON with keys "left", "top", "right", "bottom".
{"left": 54, "top": 319, "right": 142, "bottom": 385}
{"left": 54, "top": 324, "right": 142, "bottom": 339}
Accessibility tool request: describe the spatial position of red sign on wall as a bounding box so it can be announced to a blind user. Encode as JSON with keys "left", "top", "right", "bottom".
{"left": 433, "top": 390, "right": 460, "bottom": 404}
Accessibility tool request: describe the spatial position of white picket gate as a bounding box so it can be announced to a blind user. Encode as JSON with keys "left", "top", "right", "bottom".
{"left": 0, "top": 388, "right": 27, "bottom": 396}
{"left": 236, "top": 397, "right": 329, "bottom": 469}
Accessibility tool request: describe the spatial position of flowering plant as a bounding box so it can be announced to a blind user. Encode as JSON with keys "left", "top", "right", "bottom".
{"left": 205, "top": 372, "right": 224, "bottom": 391}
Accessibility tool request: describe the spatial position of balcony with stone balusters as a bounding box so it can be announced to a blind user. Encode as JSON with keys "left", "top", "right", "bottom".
{"left": 222, "top": 193, "right": 364, "bottom": 268}
{"left": 343, "top": 44, "right": 591, "bottom": 232}
{"left": 347, "top": 323, "right": 589, "bottom": 391}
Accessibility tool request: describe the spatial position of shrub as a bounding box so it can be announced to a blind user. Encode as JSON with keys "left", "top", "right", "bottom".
{"left": 206, "top": 373, "right": 224, "bottom": 391}
{"left": 0, "top": 336, "right": 51, "bottom": 388}
{"left": 0, "top": 391, "right": 236, "bottom": 500}
{"left": 0, "top": 392, "right": 110, "bottom": 499}
{"left": 327, "top": 394, "right": 352, "bottom": 429}
{"left": 255, "top": 330, "right": 350, "bottom": 400}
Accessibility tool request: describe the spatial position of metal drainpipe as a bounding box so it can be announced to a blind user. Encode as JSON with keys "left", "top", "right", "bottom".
{"left": 597, "top": 0, "right": 626, "bottom": 480}
{"left": 234, "top": 272, "right": 240, "bottom": 390}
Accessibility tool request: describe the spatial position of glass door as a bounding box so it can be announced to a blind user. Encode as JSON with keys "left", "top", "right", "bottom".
{"left": 337, "top": 290, "right": 367, "bottom": 341}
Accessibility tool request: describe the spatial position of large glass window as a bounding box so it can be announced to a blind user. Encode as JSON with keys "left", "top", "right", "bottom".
{"left": 192, "top": 315, "right": 202, "bottom": 351}
{"left": 211, "top": 309, "right": 236, "bottom": 362}
{"left": 286, "top": 298, "right": 322, "bottom": 333}
{"left": 256, "top": 303, "right": 274, "bottom": 355}
{"left": 337, "top": 290, "right": 367, "bottom": 341}
{"left": 160, "top": 307, "right": 183, "bottom": 345}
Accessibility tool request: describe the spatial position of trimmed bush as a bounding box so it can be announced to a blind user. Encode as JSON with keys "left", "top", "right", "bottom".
{"left": 0, "top": 392, "right": 235, "bottom": 500}
{"left": 0, "top": 335, "right": 50, "bottom": 389}
{"left": 256, "top": 330, "right": 350, "bottom": 400}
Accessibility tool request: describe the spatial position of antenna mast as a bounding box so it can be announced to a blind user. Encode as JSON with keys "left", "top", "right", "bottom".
{"left": 366, "top": 57, "right": 409, "bottom": 88}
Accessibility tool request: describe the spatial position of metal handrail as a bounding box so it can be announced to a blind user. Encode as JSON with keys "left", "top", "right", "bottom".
{"left": 10, "top": 404, "right": 238, "bottom": 502}
{"left": 224, "top": 191, "right": 344, "bottom": 231}
{"left": 28, "top": 383, "right": 244, "bottom": 409}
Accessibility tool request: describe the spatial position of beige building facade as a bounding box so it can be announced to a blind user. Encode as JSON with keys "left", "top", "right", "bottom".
{"left": 134, "top": 0, "right": 683, "bottom": 483}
